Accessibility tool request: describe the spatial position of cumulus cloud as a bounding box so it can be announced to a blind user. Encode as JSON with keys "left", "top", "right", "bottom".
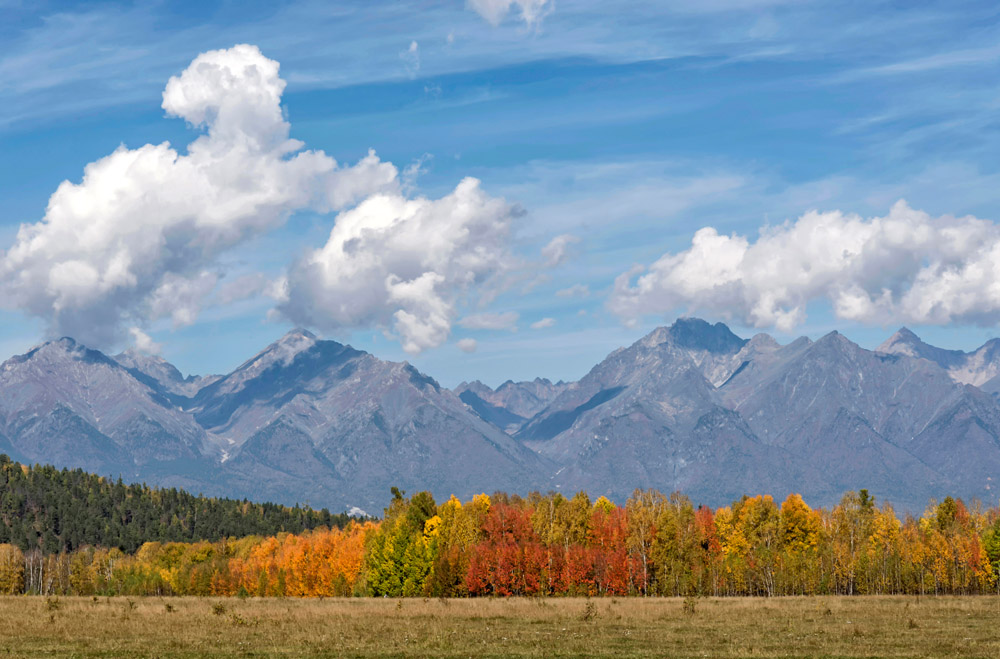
{"left": 128, "top": 327, "right": 162, "bottom": 355}
{"left": 457, "top": 310, "right": 520, "bottom": 331}
{"left": 0, "top": 44, "right": 398, "bottom": 347}
{"left": 275, "top": 179, "right": 518, "bottom": 354}
{"left": 610, "top": 201, "right": 1000, "bottom": 331}
{"left": 457, "top": 338, "right": 478, "bottom": 353}
{"left": 541, "top": 233, "right": 580, "bottom": 267}
{"left": 467, "top": 0, "right": 553, "bottom": 27}
{"left": 530, "top": 317, "right": 556, "bottom": 329}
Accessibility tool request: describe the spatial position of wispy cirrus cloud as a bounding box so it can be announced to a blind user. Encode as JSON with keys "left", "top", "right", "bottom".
{"left": 6, "top": 1, "right": 994, "bottom": 132}
{"left": 467, "top": 0, "right": 553, "bottom": 27}
{"left": 458, "top": 311, "right": 520, "bottom": 331}
{"left": 832, "top": 43, "right": 1000, "bottom": 81}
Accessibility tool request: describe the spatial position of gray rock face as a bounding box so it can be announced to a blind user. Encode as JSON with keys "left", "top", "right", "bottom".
{"left": 521, "top": 321, "right": 1000, "bottom": 511}
{"left": 191, "top": 330, "right": 547, "bottom": 511}
{"left": 0, "top": 331, "right": 546, "bottom": 512}
{"left": 719, "top": 332, "right": 985, "bottom": 510}
{"left": 0, "top": 338, "right": 217, "bottom": 488}
{"left": 454, "top": 377, "right": 568, "bottom": 432}
{"left": 514, "top": 319, "right": 831, "bottom": 505}
{"left": 5, "top": 319, "right": 1000, "bottom": 513}
{"left": 114, "top": 350, "right": 221, "bottom": 397}
{"left": 878, "top": 328, "right": 1000, "bottom": 388}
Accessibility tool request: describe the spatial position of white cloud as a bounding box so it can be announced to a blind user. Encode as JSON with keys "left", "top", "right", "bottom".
{"left": 467, "top": 0, "right": 553, "bottom": 27}
{"left": 0, "top": 44, "right": 398, "bottom": 348}
{"left": 457, "top": 310, "right": 520, "bottom": 331}
{"left": 530, "top": 317, "right": 556, "bottom": 329}
{"left": 610, "top": 200, "right": 1000, "bottom": 331}
{"left": 399, "top": 40, "right": 420, "bottom": 78}
{"left": 541, "top": 233, "right": 580, "bottom": 267}
{"left": 402, "top": 153, "right": 433, "bottom": 193}
{"left": 148, "top": 271, "right": 219, "bottom": 328}
{"left": 556, "top": 283, "right": 590, "bottom": 298}
{"left": 457, "top": 338, "right": 478, "bottom": 353}
{"left": 128, "top": 327, "right": 162, "bottom": 355}
{"left": 276, "top": 179, "right": 518, "bottom": 354}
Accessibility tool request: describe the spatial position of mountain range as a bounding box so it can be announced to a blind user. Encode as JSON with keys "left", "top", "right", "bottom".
{"left": 2, "top": 318, "right": 999, "bottom": 513}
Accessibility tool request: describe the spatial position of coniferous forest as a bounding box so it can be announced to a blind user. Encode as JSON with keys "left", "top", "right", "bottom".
{"left": 0, "top": 455, "right": 350, "bottom": 554}
{"left": 3, "top": 456, "right": 1000, "bottom": 598}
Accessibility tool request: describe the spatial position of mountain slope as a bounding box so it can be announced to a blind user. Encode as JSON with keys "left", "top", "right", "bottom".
{"left": 878, "top": 328, "right": 1000, "bottom": 388}
{"left": 719, "top": 332, "right": 974, "bottom": 509}
{"left": 516, "top": 318, "right": 833, "bottom": 504}
{"left": 0, "top": 339, "right": 216, "bottom": 486}
{"left": 454, "top": 377, "right": 568, "bottom": 432}
{"left": 191, "top": 330, "right": 548, "bottom": 510}
{"left": 523, "top": 320, "right": 1000, "bottom": 509}
{"left": 114, "top": 349, "right": 220, "bottom": 397}
{"left": 8, "top": 319, "right": 1000, "bottom": 513}
{"left": 518, "top": 318, "right": 753, "bottom": 443}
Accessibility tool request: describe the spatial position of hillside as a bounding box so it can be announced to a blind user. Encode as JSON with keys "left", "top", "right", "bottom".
{"left": 0, "top": 455, "right": 349, "bottom": 553}
{"left": 511, "top": 319, "right": 1000, "bottom": 510}
{"left": 0, "top": 331, "right": 545, "bottom": 513}
{"left": 4, "top": 319, "right": 1000, "bottom": 512}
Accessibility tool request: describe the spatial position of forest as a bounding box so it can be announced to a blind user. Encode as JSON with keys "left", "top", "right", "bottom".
{"left": 3, "top": 458, "right": 1000, "bottom": 598}
{"left": 0, "top": 455, "right": 351, "bottom": 554}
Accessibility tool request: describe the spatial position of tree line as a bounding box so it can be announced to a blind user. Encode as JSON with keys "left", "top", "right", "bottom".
{"left": 0, "top": 455, "right": 351, "bottom": 555}
{"left": 3, "top": 481, "right": 1000, "bottom": 597}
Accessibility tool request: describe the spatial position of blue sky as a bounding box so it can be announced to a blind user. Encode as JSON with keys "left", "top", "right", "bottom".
{"left": 1, "top": 0, "right": 999, "bottom": 386}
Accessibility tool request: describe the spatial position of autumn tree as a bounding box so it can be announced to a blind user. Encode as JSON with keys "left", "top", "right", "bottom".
{"left": 0, "top": 543, "right": 24, "bottom": 594}
{"left": 778, "top": 493, "right": 821, "bottom": 594}
{"left": 366, "top": 490, "right": 437, "bottom": 596}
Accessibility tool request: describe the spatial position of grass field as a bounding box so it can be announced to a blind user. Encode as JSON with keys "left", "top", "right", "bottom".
{"left": 1, "top": 595, "right": 999, "bottom": 657}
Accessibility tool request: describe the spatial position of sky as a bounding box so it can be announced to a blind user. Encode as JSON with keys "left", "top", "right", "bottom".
{"left": 1, "top": 0, "right": 999, "bottom": 387}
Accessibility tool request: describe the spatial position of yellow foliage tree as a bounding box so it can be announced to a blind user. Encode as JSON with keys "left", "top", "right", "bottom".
{"left": 0, "top": 544, "right": 24, "bottom": 594}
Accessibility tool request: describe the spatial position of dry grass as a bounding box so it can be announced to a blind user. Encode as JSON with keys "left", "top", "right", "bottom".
{"left": 1, "top": 595, "right": 999, "bottom": 657}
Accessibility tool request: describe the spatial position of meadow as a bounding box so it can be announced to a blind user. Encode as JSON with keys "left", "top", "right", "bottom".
{"left": 1, "top": 595, "right": 998, "bottom": 657}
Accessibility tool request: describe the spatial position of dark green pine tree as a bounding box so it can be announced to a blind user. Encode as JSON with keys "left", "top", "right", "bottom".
{"left": 0, "top": 455, "right": 355, "bottom": 554}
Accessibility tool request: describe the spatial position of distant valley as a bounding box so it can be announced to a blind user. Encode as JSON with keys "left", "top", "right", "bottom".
{"left": 3, "top": 318, "right": 1000, "bottom": 513}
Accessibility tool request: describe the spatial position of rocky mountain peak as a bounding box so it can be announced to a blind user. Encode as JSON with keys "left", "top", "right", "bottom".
{"left": 877, "top": 327, "right": 967, "bottom": 372}
{"left": 746, "top": 333, "right": 781, "bottom": 350}
{"left": 643, "top": 317, "right": 748, "bottom": 355}
{"left": 237, "top": 328, "right": 320, "bottom": 373}
{"left": 12, "top": 336, "right": 115, "bottom": 369}
{"left": 270, "top": 328, "right": 318, "bottom": 357}
{"left": 807, "top": 331, "right": 866, "bottom": 360}
{"left": 9, "top": 317, "right": 1000, "bottom": 513}
{"left": 116, "top": 349, "right": 185, "bottom": 383}
{"left": 878, "top": 327, "right": 928, "bottom": 355}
